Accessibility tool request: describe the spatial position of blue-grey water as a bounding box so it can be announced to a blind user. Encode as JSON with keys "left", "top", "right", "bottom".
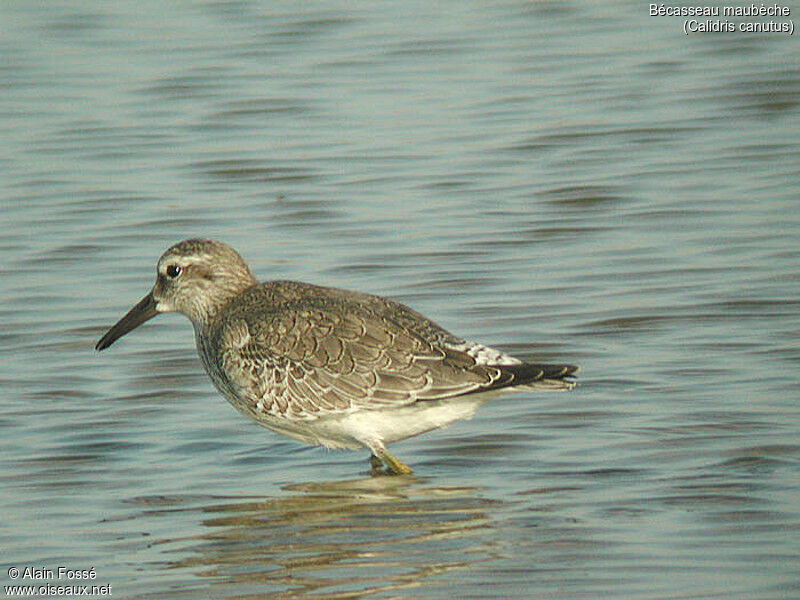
{"left": 2, "top": 2, "right": 799, "bottom": 598}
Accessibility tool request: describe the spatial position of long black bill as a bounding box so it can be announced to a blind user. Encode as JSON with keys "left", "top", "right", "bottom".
{"left": 95, "top": 292, "right": 159, "bottom": 351}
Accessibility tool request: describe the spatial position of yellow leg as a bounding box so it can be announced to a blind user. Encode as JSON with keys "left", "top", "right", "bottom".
{"left": 376, "top": 448, "right": 412, "bottom": 475}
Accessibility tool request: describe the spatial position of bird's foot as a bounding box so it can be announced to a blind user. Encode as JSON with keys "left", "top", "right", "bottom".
{"left": 369, "top": 453, "right": 384, "bottom": 473}
{"left": 371, "top": 449, "right": 412, "bottom": 476}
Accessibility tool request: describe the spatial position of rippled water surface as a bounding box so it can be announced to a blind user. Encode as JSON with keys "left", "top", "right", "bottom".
{"left": 2, "top": 2, "right": 799, "bottom": 598}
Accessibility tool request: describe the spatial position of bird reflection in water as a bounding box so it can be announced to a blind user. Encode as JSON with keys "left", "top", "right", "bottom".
{"left": 127, "top": 476, "right": 503, "bottom": 598}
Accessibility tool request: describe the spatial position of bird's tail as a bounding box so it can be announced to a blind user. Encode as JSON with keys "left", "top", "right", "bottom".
{"left": 500, "top": 362, "right": 579, "bottom": 391}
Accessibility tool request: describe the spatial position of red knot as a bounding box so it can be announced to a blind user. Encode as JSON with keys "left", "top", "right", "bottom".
{"left": 96, "top": 239, "right": 578, "bottom": 475}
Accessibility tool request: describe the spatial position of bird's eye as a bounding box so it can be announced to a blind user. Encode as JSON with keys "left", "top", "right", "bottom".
{"left": 166, "top": 264, "right": 182, "bottom": 279}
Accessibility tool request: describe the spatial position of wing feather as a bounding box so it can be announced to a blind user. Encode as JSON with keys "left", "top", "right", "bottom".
{"left": 206, "top": 281, "right": 575, "bottom": 421}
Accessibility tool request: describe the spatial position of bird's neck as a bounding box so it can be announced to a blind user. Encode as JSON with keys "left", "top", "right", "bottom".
{"left": 189, "top": 278, "right": 258, "bottom": 331}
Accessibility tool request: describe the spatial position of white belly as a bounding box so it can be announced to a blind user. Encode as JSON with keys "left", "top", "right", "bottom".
{"left": 254, "top": 391, "right": 506, "bottom": 451}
